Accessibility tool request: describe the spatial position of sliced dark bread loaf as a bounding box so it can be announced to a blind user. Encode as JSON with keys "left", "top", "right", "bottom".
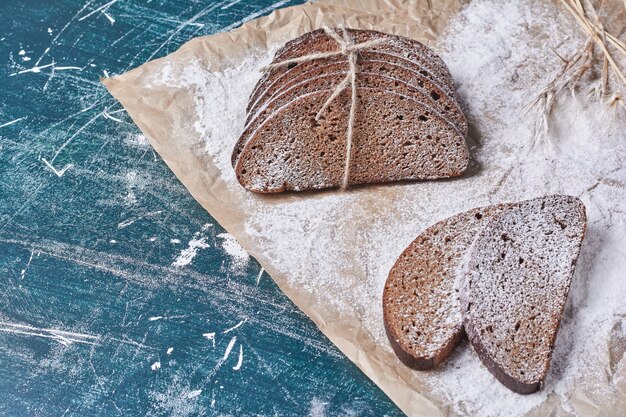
{"left": 235, "top": 88, "right": 468, "bottom": 192}
{"left": 383, "top": 205, "right": 506, "bottom": 370}
{"left": 461, "top": 195, "right": 587, "bottom": 394}
{"left": 232, "top": 72, "right": 466, "bottom": 169}
{"left": 246, "top": 61, "right": 468, "bottom": 135}
{"left": 275, "top": 29, "right": 452, "bottom": 75}
{"left": 248, "top": 49, "right": 460, "bottom": 117}
{"left": 246, "top": 58, "right": 466, "bottom": 136}
{"left": 273, "top": 29, "right": 456, "bottom": 92}
{"left": 250, "top": 29, "right": 458, "bottom": 109}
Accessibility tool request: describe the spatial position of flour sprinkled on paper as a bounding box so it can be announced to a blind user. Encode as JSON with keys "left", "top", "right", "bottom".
{"left": 143, "top": 1, "right": 626, "bottom": 415}
{"left": 429, "top": 1, "right": 626, "bottom": 415}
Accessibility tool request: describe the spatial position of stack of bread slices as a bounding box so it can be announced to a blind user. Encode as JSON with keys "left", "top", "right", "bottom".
{"left": 233, "top": 28, "right": 469, "bottom": 193}
{"left": 383, "top": 195, "right": 587, "bottom": 394}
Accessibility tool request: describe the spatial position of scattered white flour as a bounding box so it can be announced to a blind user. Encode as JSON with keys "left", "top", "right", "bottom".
{"left": 428, "top": 3, "right": 626, "bottom": 415}
{"left": 222, "top": 318, "right": 246, "bottom": 334}
{"left": 202, "top": 332, "right": 216, "bottom": 348}
{"left": 123, "top": 170, "right": 139, "bottom": 205}
{"left": 186, "top": 389, "right": 202, "bottom": 399}
{"left": 232, "top": 344, "right": 243, "bottom": 371}
{"left": 143, "top": 1, "right": 626, "bottom": 415}
{"left": 222, "top": 336, "right": 237, "bottom": 361}
{"left": 18, "top": 49, "right": 31, "bottom": 62}
{"left": 124, "top": 132, "right": 149, "bottom": 148}
{"left": 171, "top": 224, "right": 212, "bottom": 267}
{"left": 217, "top": 233, "right": 250, "bottom": 273}
{"left": 308, "top": 397, "right": 328, "bottom": 417}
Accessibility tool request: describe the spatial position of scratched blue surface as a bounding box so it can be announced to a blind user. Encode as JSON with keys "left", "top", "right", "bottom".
{"left": 0, "top": 1, "right": 403, "bottom": 416}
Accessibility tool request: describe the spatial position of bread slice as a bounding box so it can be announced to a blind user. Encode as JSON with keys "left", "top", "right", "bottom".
{"left": 273, "top": 29, "right": 456, "bottom": 91}
{"left": 383, "top": 205, "right": 506, "bottom": 370}
{"left": 250, "top": 29, "right": 458, "bottom": 110}
{"left": 232, "top": 72, "right": 467, "bottom": 169}
{"left": 246, "top": 57, "right": 466, "bottom": 137}
{"left": 235, "top": 88, "right": 468, "bottom": 192}
{"left": 461, "top": 195, "right": 587, "bottom": 394}
{"left": 248, "top": 49, "right": 460, "bottom": 117}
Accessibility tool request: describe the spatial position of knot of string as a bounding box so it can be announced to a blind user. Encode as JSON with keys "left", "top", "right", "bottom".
{"left": 261, "top": 26, "right": 386, "bottom": 189}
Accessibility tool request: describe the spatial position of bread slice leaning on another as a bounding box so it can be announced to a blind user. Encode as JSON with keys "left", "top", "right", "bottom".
{"left": 461, "top": 195, "right": 587, "bottom": 394}
{"left": 235, "top": 88, "right": 468, "bottom": 192}
{"left": 383, "top": 205, "right": 507, "bottom": 370}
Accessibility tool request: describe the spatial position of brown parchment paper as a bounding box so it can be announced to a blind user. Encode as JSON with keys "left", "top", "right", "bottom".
{"left": 102, "top": 1, "right": 626, "bottom": 416}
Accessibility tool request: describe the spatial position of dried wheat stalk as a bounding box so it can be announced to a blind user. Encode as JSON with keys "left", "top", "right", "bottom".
{"left": 526, "top": 0, "right": 626, "bottom": 139}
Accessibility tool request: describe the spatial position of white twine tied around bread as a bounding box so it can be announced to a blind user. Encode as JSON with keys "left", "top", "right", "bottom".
{"left": 261, "top": 26, "right": 387, "bottom": 190}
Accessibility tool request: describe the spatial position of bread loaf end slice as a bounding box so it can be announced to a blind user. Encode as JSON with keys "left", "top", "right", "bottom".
{"left": 461, "top": 195, "right": 587, "bottom": 394}
{"left": 383, "top": 205, "right": 505, "bottom": 370}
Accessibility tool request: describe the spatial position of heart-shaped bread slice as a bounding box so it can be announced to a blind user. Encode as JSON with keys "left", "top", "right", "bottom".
{"left": 383, "top": 205, "right": 506, "bottom": 369}
{"left": 461, "top": 195, "right": 587, "bottom": 394}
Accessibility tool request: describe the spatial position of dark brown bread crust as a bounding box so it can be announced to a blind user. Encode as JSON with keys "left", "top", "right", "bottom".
{"left": 466, "top": 328, "right": 541, "bottom": 394}
{"left": 274, "top": 29, "right": 455, "bottom": 88}
{"left": 250, "top": 28, "right": 458, "bottom": 107}
{"left": 383, "top": 196, "right": 586, "bottom": 389}
{"left": 236, "top": 88, "right": 468, "bottom": 192}
{"left": 234, "top": 28, "right": 468, "bottom": 193}
{"left": 461, "top": 195, "right": 587, "bottom": 394}
{"left": 232, "top": 72, "right": 466, "bottom": 169}
{"left": 383, "top": 318, "right": 461, "bottom": 370}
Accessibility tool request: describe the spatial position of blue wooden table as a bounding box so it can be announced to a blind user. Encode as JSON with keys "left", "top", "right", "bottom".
{"left": 0, "top": 1, "right": 403, "bottom": 415}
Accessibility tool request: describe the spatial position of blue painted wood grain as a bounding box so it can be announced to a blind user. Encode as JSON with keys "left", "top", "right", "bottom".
{"left": 0, "top": 0, "right": 404, "bottom": 415}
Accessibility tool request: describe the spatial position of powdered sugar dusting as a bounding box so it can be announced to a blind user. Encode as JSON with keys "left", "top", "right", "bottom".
{"left": 142, "top": 1, "right": 626, "bottom": 415}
